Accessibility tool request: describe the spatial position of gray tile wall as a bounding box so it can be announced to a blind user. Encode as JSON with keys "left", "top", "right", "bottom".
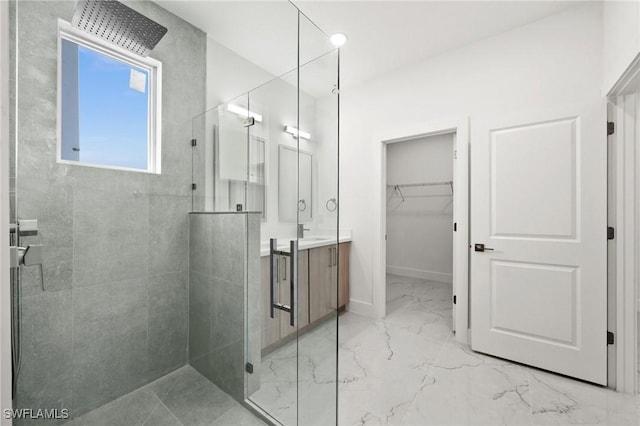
{"left": 188, "top": 212, "right": 261, "bottom": 402}
{"left": 11, "top": 1, "right": 205, "bottom": 423}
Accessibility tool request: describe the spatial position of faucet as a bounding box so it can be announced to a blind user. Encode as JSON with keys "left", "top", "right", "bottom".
{"left": 297, "top": 224, "right": 311, "bottom": 239}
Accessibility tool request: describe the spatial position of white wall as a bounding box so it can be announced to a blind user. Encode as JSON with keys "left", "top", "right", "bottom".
{"left": 339, "top": 3, "right": 604, "bottom": 315}
{"left": 206, "top": 37, "right": 274, "bottom": 110}
{"left": 602, "top": 0, "right": 640, "bottom": 94}
{"left": 386, "top": 134, "right": 453, "bottom": 282}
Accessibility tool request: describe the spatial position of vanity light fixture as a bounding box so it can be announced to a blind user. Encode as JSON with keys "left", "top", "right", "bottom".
{"left": 330, "top": 33, "right": 347, "bottom": 48}
{"left": 227, "top": 103, "right": 263, "bottom": 122}
{"left": 284, "top": 125, "right": 311, "bottom": 140}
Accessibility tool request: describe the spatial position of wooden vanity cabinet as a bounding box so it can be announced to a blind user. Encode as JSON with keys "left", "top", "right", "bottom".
{"left": 261, "top": 242, "right": 350, "bottom": 350}
{"left": 310, "top": 242, "right": 351, "bottom": 322}
{"left": 280, "top": 250, "right": 309, "bottom": 339}
{"left": 309, "top": 245, "right": 336, "bottom": 323}
{"left": 260, "top": 251, "right": 310, "bottom": 349}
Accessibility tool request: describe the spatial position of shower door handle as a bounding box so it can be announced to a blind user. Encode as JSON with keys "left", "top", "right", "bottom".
{"left": 269, "top": 239, "right": 298, "bottom": 327}
{"left": 269, "top": 239, "right": 278, "bottom": 318}
{"left": 288, "top": 240, "right": 298, "bottom": 327}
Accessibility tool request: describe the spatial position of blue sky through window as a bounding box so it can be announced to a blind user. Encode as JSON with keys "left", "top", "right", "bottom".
{"left": 62, "top": 39, "right": 150, "bottom": 170}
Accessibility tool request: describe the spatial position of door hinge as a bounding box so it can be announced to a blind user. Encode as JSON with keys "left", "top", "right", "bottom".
{"left": 454, "top": 222, "right": 457, "bottom": 232}
{"left": 191, "top": 138, "right": 197, "bottom": 147}
{"left": 607, "top": 122, "right": 615, "bottom": 136}
{"left": 191, "top": 183, "right": 197, "bottom": 191}
{"left": 453, "top": 295, "right": 457, "bottom": 305}
{"left": 245, "top": 362, "right": 254, "bottom": 374}
{"left": 607, "top": 226, "right": 615, "bottom": 240}
{"left": 607, "top": 331, "right": 614, "bottom": 345}
{"left": 454, "top": 149, "right": 457, "bottom": 159}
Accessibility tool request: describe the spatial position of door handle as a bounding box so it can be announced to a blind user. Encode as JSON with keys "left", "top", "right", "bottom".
{"left": 270, "top": 239, "right": 278, "bottom": 318}
{"left": 270, "top": 239, "right": 297, "bottom": 327}
{"left": 282, "top": 256, "right": 287, "bottom": 281}
{"left": 474, "top": 243, "right": 495, "bottom": 252}
{"left": 289, "top": 240, "right": 298, "bottom": 327}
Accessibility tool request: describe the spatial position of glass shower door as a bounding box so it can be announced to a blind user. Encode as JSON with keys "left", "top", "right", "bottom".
{"left": 244, "top": 66, "right": 302, "bottom": 425}
{"left": 297, "top": 15, "right": 340, "bottom": 426}
{"left": 244, "top": 11, "right": 340, "bottom": 425}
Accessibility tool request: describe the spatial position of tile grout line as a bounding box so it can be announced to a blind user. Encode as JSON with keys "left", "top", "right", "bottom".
{"left": 138, "top": 399, "right": 160, "bottom": 426}
{"left": 149, "top": 391, "right": 185, "bottom": 426}
{"left": 146, "top": 366, "right": 186, "bottom": 400}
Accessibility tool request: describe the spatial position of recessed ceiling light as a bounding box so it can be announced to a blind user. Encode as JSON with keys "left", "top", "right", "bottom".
{"left": 330, "top": 33, "right": 347, "bottom": 48}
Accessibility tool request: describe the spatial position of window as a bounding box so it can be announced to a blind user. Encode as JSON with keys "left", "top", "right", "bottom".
{"left": 57, "top": 21, "right": 162, "bottom": 173}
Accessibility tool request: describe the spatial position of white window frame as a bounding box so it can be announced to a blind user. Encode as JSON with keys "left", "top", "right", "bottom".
{"left": 57, "top": 19, "right": 162, "bottom": 174}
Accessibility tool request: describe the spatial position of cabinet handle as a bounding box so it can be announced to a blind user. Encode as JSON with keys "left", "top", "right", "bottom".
{"left": 334, "top": 247, "right": 338, "bottom": 266}
{"left": 328, "top": 247, "right": 332, "bottom": 268}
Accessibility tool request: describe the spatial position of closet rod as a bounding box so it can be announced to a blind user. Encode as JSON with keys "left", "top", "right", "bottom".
{"left": 389, "top": 194, "right": 452, "bottom": 199}
{"left": 387, "top": 180, "right": 453, "bottom": 188}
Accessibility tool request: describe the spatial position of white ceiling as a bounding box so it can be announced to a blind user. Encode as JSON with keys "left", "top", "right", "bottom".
{"left": 157, "top": 1, "right": 586, "bottom": 93}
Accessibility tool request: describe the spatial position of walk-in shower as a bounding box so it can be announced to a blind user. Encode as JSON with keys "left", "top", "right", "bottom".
{"left": 8, "top": 1, "right": 340, "bottom": 424}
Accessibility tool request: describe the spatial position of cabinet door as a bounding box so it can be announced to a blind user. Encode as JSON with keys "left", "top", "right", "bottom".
{"left": 261, "top": 256, "right": 280, "bottom": 349}
{"left": 309, "top": 246, "right": 335, "bottom": 322}
{"left": 337, "top": 243, "right": 350, "bottom": 308}
{"left": 280, "top": 250, "right": 309, "bottom": 338}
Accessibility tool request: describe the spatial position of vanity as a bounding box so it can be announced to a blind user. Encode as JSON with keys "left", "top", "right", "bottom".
{"left": 260, "top": 238, "right": 351, "bottom": 352}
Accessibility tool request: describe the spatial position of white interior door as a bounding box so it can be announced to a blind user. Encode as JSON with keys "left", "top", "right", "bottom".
{"left": 470, "top": 101, "right": 608, "bottom": 385}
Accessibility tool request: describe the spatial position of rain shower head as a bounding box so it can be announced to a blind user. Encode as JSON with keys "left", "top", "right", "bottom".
{"left": 71, "top": 0, "right": 168, "bottom": 57}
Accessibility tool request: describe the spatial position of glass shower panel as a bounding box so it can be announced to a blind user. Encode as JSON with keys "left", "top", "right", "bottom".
{"left": 297, "top": 13, "right": 340, "bottom": 426}
{"left": 192, "top": 93, "right": 252, "bottom": 213}
{"left": 245, "top": 66, "right": 301, "bottom": 425}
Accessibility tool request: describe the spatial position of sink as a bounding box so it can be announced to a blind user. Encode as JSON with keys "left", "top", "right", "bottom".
{"left": 301, "top": 237, "right": 332, "bottom": 242}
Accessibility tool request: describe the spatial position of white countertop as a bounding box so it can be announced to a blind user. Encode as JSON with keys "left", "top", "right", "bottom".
{"left": 260, "top": 235, "right": 352, "bottom": 256}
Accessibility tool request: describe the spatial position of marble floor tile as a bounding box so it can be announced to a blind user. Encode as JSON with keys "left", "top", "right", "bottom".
{"left": 248, "top": 319, "right": 340, "bottom": 426}
{"left": 338, "top": 275, "right": 640, "bottom": 426}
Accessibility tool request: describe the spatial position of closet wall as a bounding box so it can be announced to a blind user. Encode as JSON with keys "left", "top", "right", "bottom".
{"left": 386, "top": 133, "right": 454, "bottom": 283}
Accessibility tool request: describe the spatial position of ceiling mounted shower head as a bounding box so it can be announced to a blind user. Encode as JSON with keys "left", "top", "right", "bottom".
{"left": 71, "top": 0, "right": 168, "bottom": 57}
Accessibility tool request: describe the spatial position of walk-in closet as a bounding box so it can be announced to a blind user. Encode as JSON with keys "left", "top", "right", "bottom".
{"left": 385, "top": 133, "right": 455, "bottom": 329}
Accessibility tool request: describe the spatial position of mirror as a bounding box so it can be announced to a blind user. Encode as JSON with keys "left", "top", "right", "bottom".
{"left": 279, "top": 145, "right": 312, "bottom": 222}
{"left": 247, "top": 137, "right": 266, "bottom": 218}
{"left": 213, "top": 106, "right": 267, "bottom": 219}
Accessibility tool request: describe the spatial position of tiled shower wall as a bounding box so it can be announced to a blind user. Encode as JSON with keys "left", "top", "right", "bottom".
{"left": 10, "top": 1, "right": 205, "bottom": 422}
{"left": 188, "top": 212, "right": 261, "bottom": 401}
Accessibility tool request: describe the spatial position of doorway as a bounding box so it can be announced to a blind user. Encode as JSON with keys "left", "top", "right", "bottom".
{"left": 385, "top": 133, "right": 456, "bottom": 332}
{"left": 373, "top": 117, "right": 470, "bottom": 342}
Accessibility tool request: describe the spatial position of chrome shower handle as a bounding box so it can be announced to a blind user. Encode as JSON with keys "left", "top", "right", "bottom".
{"left": 10, "top": 245, "right": 45, "bottom": 291}
{"left": 270, "top": 239, "right": 298, "bottom": 327}
{"left": 289, "top": 240, "right": 298, "bottom": 327}
{"left": 269, "top": 239, "right": 278, "bottom": 319}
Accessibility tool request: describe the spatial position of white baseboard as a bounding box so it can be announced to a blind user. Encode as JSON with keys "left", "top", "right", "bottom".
{"left": 387, "top": 265, "right": 453, "bottom": 284}
{"left": 346, "top": 299, "right": 378, "bottom": 318}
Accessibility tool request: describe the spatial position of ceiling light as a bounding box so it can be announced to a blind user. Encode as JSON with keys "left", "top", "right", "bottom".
{"left": 227, "top": 103, "right": 263, "bottom": 122}
{"left": 284, "top": 125, "right": 311, "bottom": 140}
{"left": 330, "top": 33, "right": 347, "bottom": 48}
